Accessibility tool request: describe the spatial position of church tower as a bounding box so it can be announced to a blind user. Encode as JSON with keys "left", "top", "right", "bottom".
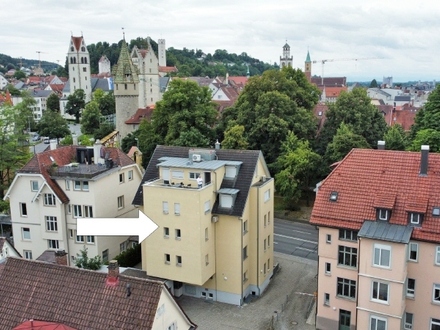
{"left": 158, "top": 39, "right": 166, "bottom": 67}
{"left": 305, "top": 50, "right": 312, "bottom": 82}
{"left": 67, "top": 34, "right": 92, "bottom": 102}
{"left": 280, "top": 42, "right": 293, "bottom": 69}
{"left": 113, "top": 37, "right": 140, "bottom": 139}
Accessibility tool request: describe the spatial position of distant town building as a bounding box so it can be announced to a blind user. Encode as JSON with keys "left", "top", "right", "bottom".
{"left": 280, "top": 43, "right": 293, "bottom": 68}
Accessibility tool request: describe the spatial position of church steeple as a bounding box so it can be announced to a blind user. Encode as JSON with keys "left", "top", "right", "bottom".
{"left": 305, "top": 50, "right": 312, "bottom": 82}
{"left": 113, "top": 39, "right": 139, "bottom": 84}
{"left": 279, "top": 41, "right": 293, "bottom": 69}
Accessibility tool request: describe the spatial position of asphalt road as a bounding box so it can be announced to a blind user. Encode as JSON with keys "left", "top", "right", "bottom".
{"left": 274, "top": 218, "right": 318, "bottom": 261}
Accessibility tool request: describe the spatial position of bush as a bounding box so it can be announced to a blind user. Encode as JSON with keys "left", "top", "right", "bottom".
{"left": 75, "top": 246, "right": 102, "bottom": 270}
{"left": 114, "top": 243, "right": 141, "bottom": 267}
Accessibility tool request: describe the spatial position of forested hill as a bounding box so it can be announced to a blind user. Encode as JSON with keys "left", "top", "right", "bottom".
{"left": 1, "top": 37, "right": 278, "bottom": 78}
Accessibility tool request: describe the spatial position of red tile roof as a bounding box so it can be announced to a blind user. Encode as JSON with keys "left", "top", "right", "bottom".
{"left": 159, "top": 66, "right": 178, "bottom": 73}
{"left": 321, "top": 86, "right": 347, "bottom": 98}
{"left": 13, "top": 320, "right": 77, "bottom": 330}
{"left": 0, "top": 258, "right": 195, "bottom": 329}
{"left": 310, "top": 148, "right": 440, "bottom": 243}
{"left": 125, "top": 106, "right": 154, "bottom": 124}
{"left": 71, "top": 36, "right": 83, "bottom": 51}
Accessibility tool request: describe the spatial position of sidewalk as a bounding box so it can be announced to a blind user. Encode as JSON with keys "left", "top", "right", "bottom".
{"left": 178, "top": 252, "right": 317, "bottom": 330}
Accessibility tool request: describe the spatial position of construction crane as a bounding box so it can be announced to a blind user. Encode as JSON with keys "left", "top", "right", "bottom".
{"left": 35, "top": 51, "right": 48, "bottom": 69}
{"left": 312, "top": 57, "right": 382, "bottom": 85}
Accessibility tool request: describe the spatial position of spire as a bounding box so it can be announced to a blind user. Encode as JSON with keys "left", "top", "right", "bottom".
{"left": 112, "top": 38, "right": 139, "bottom": 84}
{"left": 306, "top": 50, "right": 311, "bottom": 63}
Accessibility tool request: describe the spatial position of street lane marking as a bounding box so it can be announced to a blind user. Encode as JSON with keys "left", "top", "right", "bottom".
{"left": 274, "top": 233, "right": 317, "bottom": 245}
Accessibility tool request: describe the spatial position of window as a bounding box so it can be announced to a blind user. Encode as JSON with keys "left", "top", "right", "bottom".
{"left": 69, "top": 229, "right": 74, "bottom": 238}
{"left": 84, "top": 206, "right": 93, "bottom": 218}
{"left": 219, "top": 194, "right": 233, "bottom": 208}
{"left": 48, "top": 239, "right": 59, "bottom": 250}
{"left": 204, "top": 200, "right": 211, "bottom": 213}
{"left": 268, "top": 258, "right": 270, "bottom": 269}
{"left": 82, "top": 181, "right": 89, "bottom": 191}
{"left": 264, "top": 214, "right": 267, "bottom": 227}
{"left": 378, "top": 209, "right": 389, "bottom": 221}
{"left": 431, "top": 318, "right": 440, "bottom": 330}
{"left": 67, "top": 204, "right": 71, "bottom": 214}
{"left": 268, "top": 211, "right": 271, "bottom": 224}
{"left": 264, "top": 189, "right": 270, "bottom": 202}
{"left": 117, "top": 196, "right": 124, "bottom": 209}
{"left": 22, "top": 227, "right": 31, "bottom": 240}
{"left": 205, "top": 254, "right": 209, "bottom": 266}
{"left": 264, "top": 262, "right": 267, "bottom": 274}
{"left": 174, "top": 203, "right": 180, "bottom": 215}
{"left": 404, "top": 312, "right": 413, "bottom": 330}
{"left": 74, "top": 180, "right": 81, "bottom": 190}
{"left": 65, "top": 180, "right": 70, "bottom": 190}
{"left": 164, "top": 227, "right": 169, "bottom": 238}
{"left": 243, "top": 220, "right": 248, "bottom": 234}
{"left": 102, "top": 249, "right": 109, "bottom": 263}
{"left": 162, "top": 201, "right": 169, "bottom": 214}
{"left": 433, "top": 207, "right": 440, "bottom": 216}
{"left": 20, "top": 203, "right": 27, "bottom": 216}
{"left": 45, "top": 216, "right": 58, "bottom": 232}
{"left": 433, "top": 284, "right": 440, "bottom": 303}
{"left": 24, "top": 250, "right": 32, "bottom": 259}
{"left": 264, "top": 239, "right": 267, "bottom": 251}
{"left": 128, "top": 170, "right": 133, "bottom": 181}
{"left": 119, "top": 173, "right": 125, "bottom": 183}
{"left": 338, "top": 246, "right": 358, "bottom": 268}
{"left": 86, "top": 236, "right": 95, "bottom": 244}
{"left": 268, "top": 235, "right": 271, "bottom": 247}
{"left": 436, "top": 246, "right": 440, "bottom": 265}
{"left": 225, "top": 165, "right": 237, "bottom": 178}
{"left": 205, "top": 227, "right": 208, "bottom": 241}
{"left": 165, "top": 253, "right": 170, "bottom": 264}
{"left": 243, "top": 246, "right": 248, "bottom": 260}
{"left": 326, "top": 234, "right": 332, "bottom": 243}
{"left": 372, "top": 281, "right": 389, "bottom": 303}
{"left": 44, "top": 193, "right": 56, "bottom": 206}
{"left": 325, "top": 262, "right": 331, "bottom": 274}
{"left": 31, "top": 180, "right": 39, "bottom": 191}
{"left": 189, "top": 172, "right": 201, "bottom": 180}
{"left": 408, "top": 242, "right": 418, "bottom": 262}
{"left": 409, "top": 212, "right": 423, "bottom": 225}
{"left": 73, "top": 205, "right": 82, "bottom": 218}
{"left": 175, "top": 229, "right": 181, "bottom": 239}
{"left": 243, "top": 271, "right": 248, "bottom": 283}
{"left": 329, "top": 191, "right": 338, "bottom": 201}
{"left": 76, "top": 233, "right": 84, "bottom": 243}
{"left": 370, "top": 315, "right": 387, "bottom": 330}
{"left": 373, "top": 244, "right": 391, "bottom": 268}
{"left": 176, "top": 255, "right": 182, "bottom": 266}
{"left": 171, "top": 170, "right": 184, "bottom": 179}
{"left": 407, "top": 278, "right": 415, "bottom": 297}
{"left": 337, "top": 277, "right": 356, "bottom": 299}
{"left": 339, "top": 229, "right": 358, "bottom": 241}
{"left": 324, "top": 293, "right": 330, "bottom": 306}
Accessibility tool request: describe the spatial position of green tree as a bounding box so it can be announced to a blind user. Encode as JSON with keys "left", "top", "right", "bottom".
{"left": 75, "top": 246, "right": 102, "bottom": 270}
{"left": 81, "top": 101, "right": 101, "bottom": 135}
{"left": 13, "top": 70, "right": 26, "bottom": 80}
{"left": 324, "top": 123, "right": 371, "bottom": 165}
{"left": 316, "top": 88, "right": 387, "bottom": 156}
{"left": 5, "top": 84, "right": 21, "bottom": 96}
{"left": 410, "top": 85, "right": 440, "bottom": 139}
{"left": 94, "top": 122, "right": 115, "bottom": 140}
{"left": 92, "top": 90, "right": 115, "bottom": 116}
{"left": 274, "top": 132, "right": 321, "bottom": 206}
{"left": 220, "top": 67, "right": 319, "bottom": 168}
{"left": 408, "top": 129, "right": 440, "bottom": 152}
{"left": 222, "top": 125, "right": 248, "bottom": 149}
{"left": 383, "top": 124, "right": 408, "bottom": 150}
{"left": 369, "top": 79, "right": 378, "bottom": 88}
{"left": 0, "top": 105, "right": 32, "bottom": 199}
{"left": 65, "top": 89, "right": 86, "bottom": 123}
{"left": 37, "top": 110, "right": 70, "bottom": 139}
{"left": 46, "top": 93, "right": 60, "bottom": 112}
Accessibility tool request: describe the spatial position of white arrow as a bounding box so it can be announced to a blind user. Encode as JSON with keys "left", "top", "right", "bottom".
{"left": 77, "top": 210, "right": 158, "bottom": 243}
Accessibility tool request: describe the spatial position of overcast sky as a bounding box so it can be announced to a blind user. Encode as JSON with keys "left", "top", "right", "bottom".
{"left": 1, "top": 0, "right": 439, "bottom": 82}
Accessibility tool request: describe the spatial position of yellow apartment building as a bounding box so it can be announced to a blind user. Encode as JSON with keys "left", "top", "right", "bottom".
{"left": 133, "top": 145, "right": 274, "bottom": 305}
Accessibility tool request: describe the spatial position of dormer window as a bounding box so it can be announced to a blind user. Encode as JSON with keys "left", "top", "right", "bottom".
{"left": 377, "top": 209, "right": 390, "bottom": 221}
{"left": 408, "top": 212, "right": 423, "bottom": 226}
{"left": 329, "top": 191, "right": 338, "bottom": 202}
{"left": 225, "top": 165, "right": 238, "bottom": 179}
{"left": 218, "top": 188, "right": 239, "bottom": 209}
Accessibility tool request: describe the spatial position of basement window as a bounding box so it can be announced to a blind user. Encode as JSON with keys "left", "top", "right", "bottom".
{"left": 329, "top": 191, "right": 338, "bottom": 202}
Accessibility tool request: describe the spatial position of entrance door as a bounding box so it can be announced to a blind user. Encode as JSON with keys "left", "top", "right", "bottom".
{"left": 339, "top": 309, "right": 351, "bottom": 330}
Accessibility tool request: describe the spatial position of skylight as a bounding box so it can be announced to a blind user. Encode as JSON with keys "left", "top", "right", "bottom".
{"left": 329, "top": 191, "right": 338, "bottom": 202}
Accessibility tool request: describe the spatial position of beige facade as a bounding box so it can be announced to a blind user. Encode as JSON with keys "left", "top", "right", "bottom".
{"left": 4, "top": 143, "right": 143, "bottom": 265}
{"left": 137, "top": 146, "right": 274, "bottom": 305}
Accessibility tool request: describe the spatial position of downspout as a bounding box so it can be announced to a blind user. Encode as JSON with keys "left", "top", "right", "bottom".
{"left": 240, "top": 217, "right": 243, "bottom": 305}
{"left": 63, "top": 202, "right": 70, "bottom": 265}
{"left": 257, "top": 186, "right": 260, "bottom": 295}
{"left": 355, "top": 237, "right": 361, "bottom": 329}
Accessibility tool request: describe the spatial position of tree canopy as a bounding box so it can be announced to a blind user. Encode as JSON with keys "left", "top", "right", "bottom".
{"left": 65, "top": 89, "right": 86, "bottom": 123}
{"left": 81, "top": 101, "right": 101, "bottom": 135}
{"left": 410, "top": 85, "right": 440, "bottom": 139}
{"left": 383, "top": 124, "right": 408, "bottom": 151}
{"left": 219, "top": 67, "right": 319, "bottom": 168}
{"left": 46, "top": 93, "right": 60, "bottom": 112}
{"left": 37, "top": 109, "right": 70, "bottom": 139}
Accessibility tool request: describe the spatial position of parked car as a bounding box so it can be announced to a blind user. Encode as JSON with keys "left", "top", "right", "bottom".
{"left": 43, "top": 137, "right": 50, "bottom": 144}
{"left": 32, "top": 134, "right": 40, "bottom": 142}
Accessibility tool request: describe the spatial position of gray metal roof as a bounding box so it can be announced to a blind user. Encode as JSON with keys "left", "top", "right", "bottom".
{"left": 217, "top": 188, "right": 240, "bottom": 195}
{"left": 358, "top": 220, "right": 413, "bottom": 243}
{"left": 157, "top": 157, "right": 242, "bottom": 170}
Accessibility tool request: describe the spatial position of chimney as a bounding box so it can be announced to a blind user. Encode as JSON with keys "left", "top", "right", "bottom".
{"left": 225, "top": 72, "right": 229, "bottom": 85}
{"left": 215, "top": 139, "right": 221, "bottom": 150}
{"left": 93, "top": 139, "right": 103, "bottom": 165}
{"left": 72, "top": 133, "right": 78, "bottom": 146}
{"left": 420, "top": 145, "right": 429, "bottom": 176}
{"left": 377, "top": 140, "right": 385, "bottom": 150}
{"left": 106, "top": 260, "right": 119, "bottom": 286}
{"left": 55, "top": 250, "right": 68, "bottom": 266}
